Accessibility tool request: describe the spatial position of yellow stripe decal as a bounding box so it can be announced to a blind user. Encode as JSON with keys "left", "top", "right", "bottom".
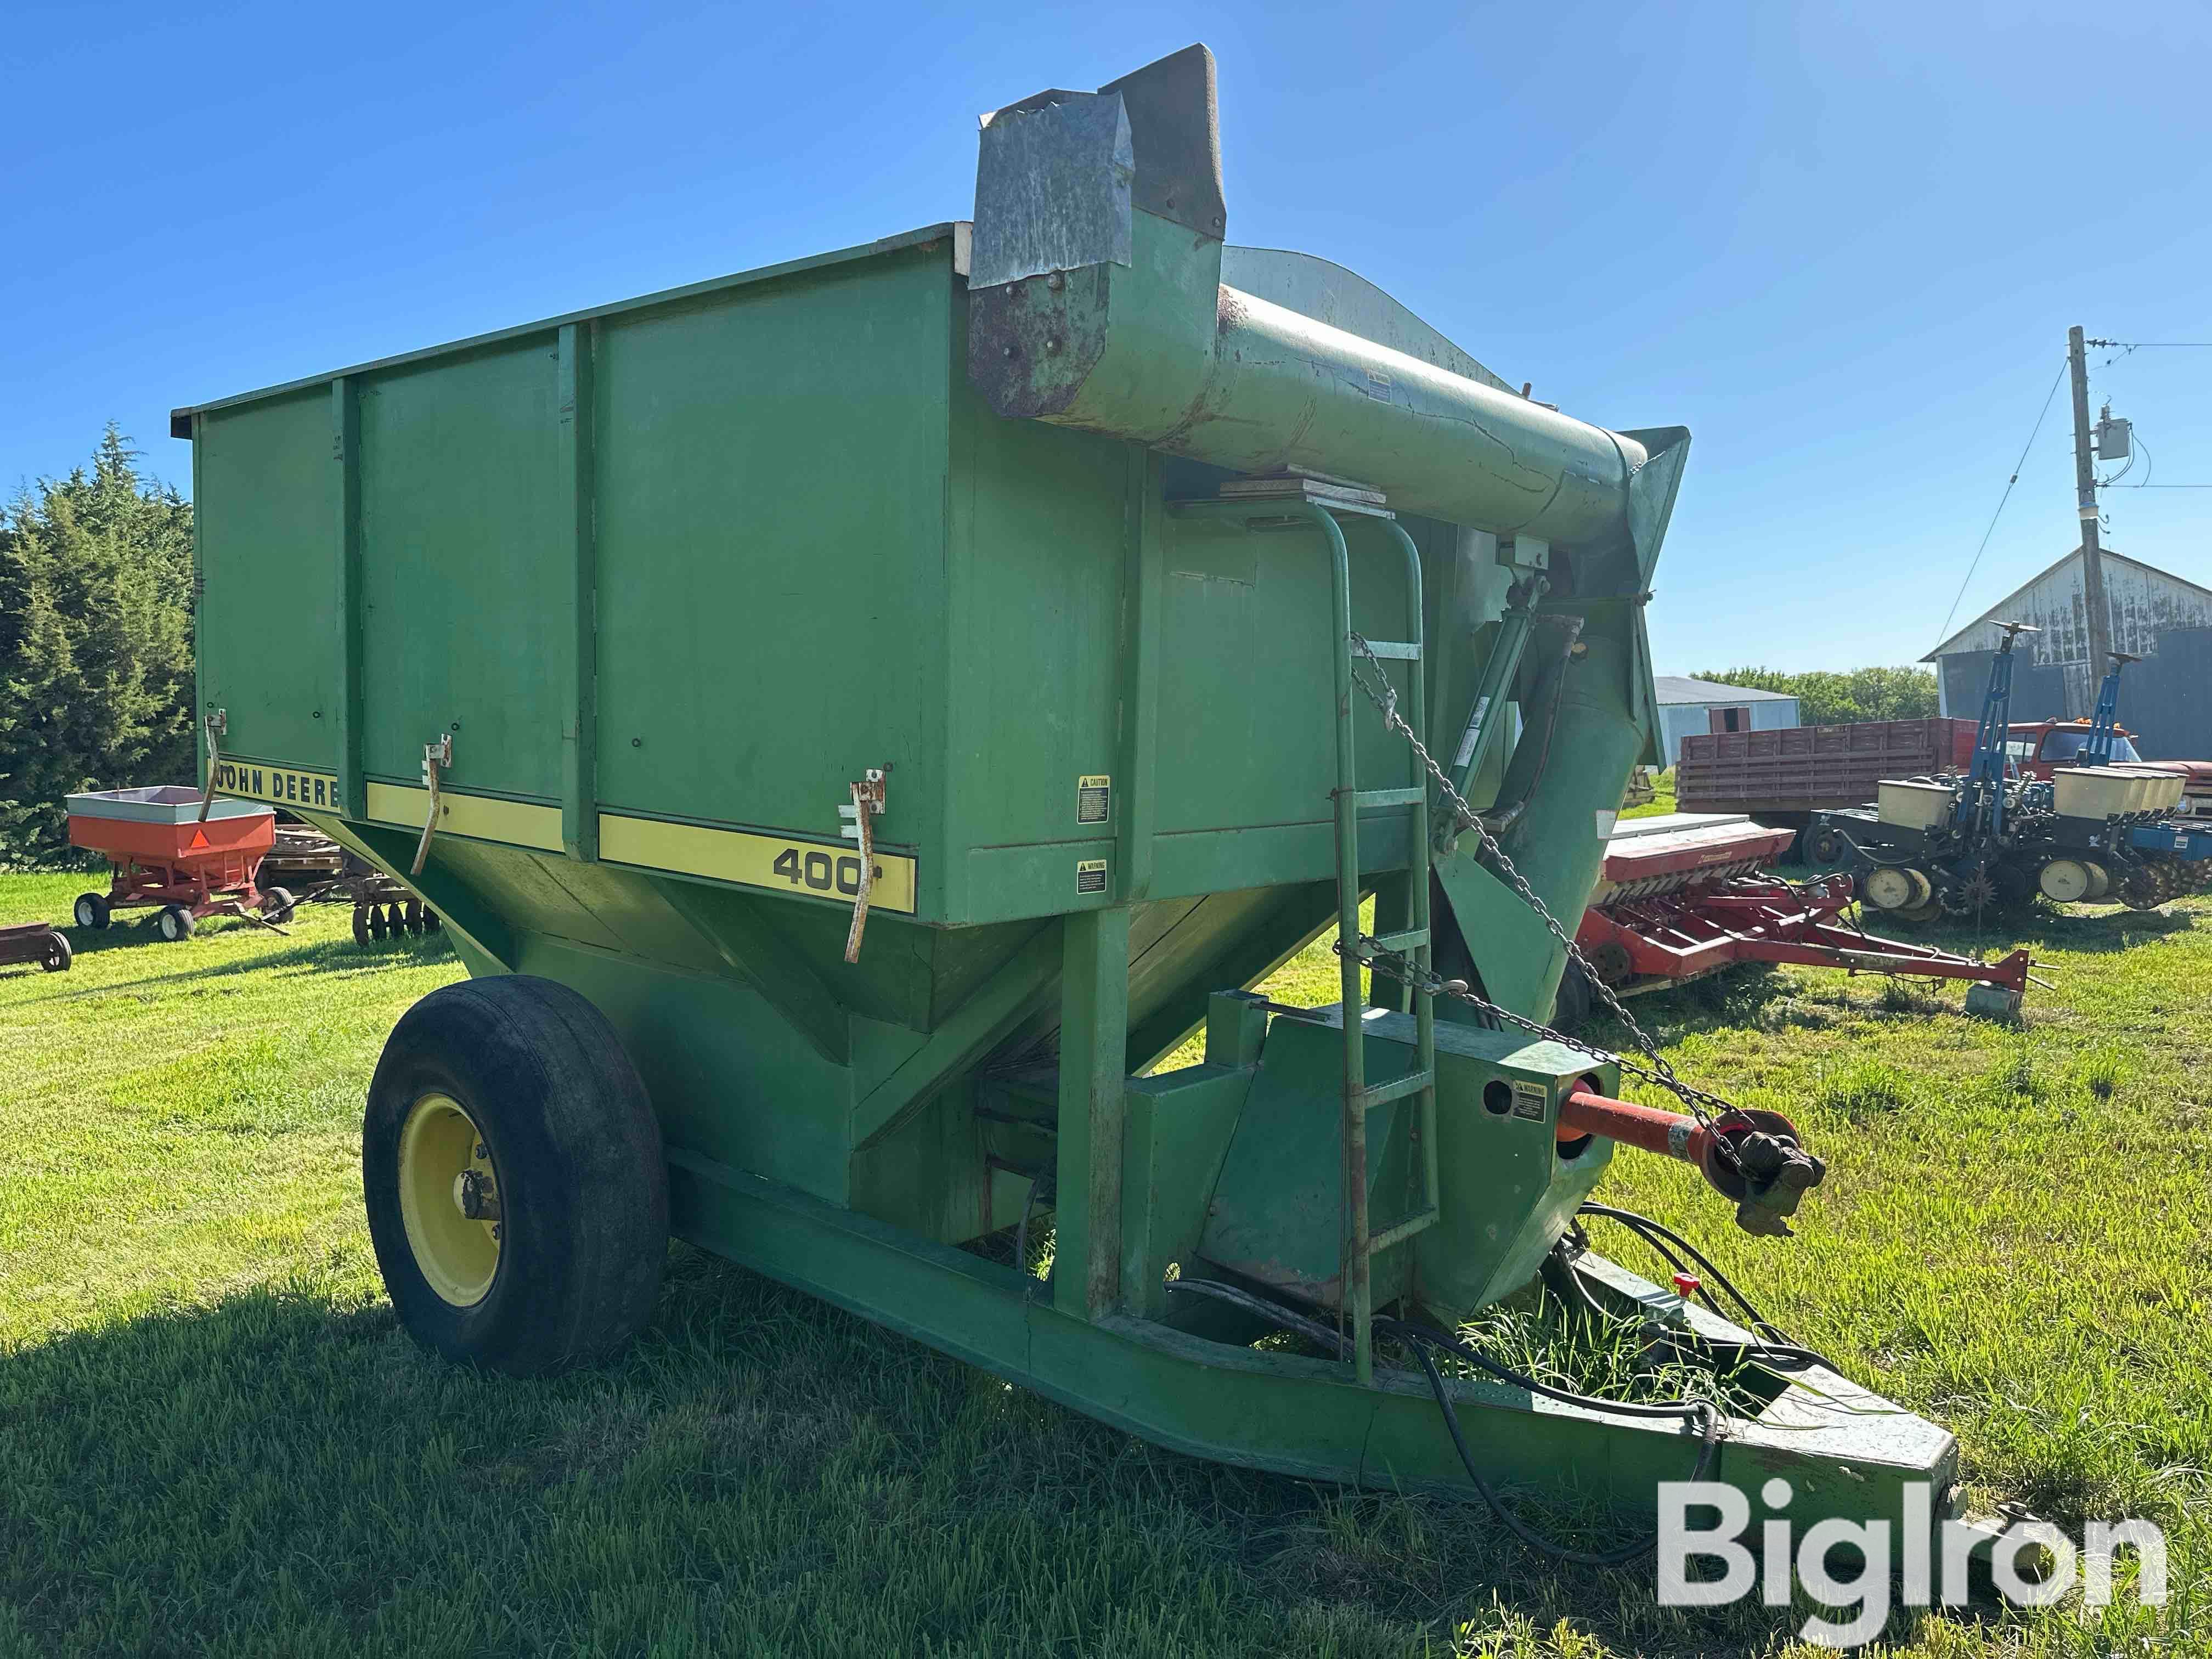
{"left": 598, "top": 814, "right": 917, "bottom": 915}
{"left": 365, "top": 782, "right": 567, "bottom": 853}
{"left": 213, "top": 760, "right": 344, "bottom": 813}
{"left": 213, "top": 763, "right": 912, "bottom": 910}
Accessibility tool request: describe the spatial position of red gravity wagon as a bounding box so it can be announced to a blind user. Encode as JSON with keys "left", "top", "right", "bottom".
{"left": 66, "top": 787, "right": 295, "bottom": 941}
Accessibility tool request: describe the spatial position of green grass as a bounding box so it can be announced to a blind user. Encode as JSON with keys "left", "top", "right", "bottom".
{"left": 3, "top": 872, "right": 2209, "bottom": 1654}
{"left": 1622, "top": 768, "right": 1677, "bottom": 819}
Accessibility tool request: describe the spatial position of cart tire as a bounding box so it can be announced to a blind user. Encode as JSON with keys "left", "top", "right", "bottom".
{"left": 353, "top": 906, "right": 374, "bottom": 949}
{"left": 1808, "top": 826, "right": 1846, "bottom": 866}
{"left": 41, "top": 932, "right": 72, "bottom": 972}
{"left": 1550, "top": 963, "right": 1595, "bottom": 1035}
{"left": 259, "top": 886, "right": 297, "bottom": 924}
{"left": 74, "top": 893, "right": 110, "bottom": 930}
{"left": 363, "top": 976, "right": 668, "bottom": 1375}
{"left": 157, "top": 905, "right": 196, "bottom": 942}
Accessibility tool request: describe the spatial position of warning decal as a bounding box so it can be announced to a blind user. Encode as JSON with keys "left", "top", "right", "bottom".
{"left": 1075, "top": 858, "right": 1108, "bottom": 895}
{"left": 1077, "top": 775, "right": 1111, "bottom": 825}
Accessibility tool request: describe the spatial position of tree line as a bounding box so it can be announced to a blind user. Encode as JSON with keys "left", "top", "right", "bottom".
{"left": 1693, "top": 664, "right": 1939, "bottom": 727}
{"left": 0, "top": 427, "right": 196, "bottom": 864}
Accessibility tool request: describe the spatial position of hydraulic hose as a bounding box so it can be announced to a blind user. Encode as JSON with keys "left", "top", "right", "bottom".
{"left": 1164, "top": 1278, "right": 1723, "bottom": 1567}
{"left": 1383, "top": 1319, "right": 1720, "bottom": 1568}
{"left": 1577, "top": 1203, "right": 1837, "bottom": 1371}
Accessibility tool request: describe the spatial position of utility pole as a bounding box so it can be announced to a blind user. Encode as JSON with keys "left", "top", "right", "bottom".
{"left": 2067, "top": 325, "right": 2114, "bottom": 709}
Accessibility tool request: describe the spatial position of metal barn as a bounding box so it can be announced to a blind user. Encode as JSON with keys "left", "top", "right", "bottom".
{"left": 1927, "top": 548, "right": 2212, "bottom": 760}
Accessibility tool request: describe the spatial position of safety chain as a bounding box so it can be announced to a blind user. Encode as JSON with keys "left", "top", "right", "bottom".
{"left": 1345, "top": 633, "right": 1752, "bottom": 1164}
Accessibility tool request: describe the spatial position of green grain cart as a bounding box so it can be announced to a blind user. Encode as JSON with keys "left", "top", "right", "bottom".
{"left": 177, "top": 47, "right": 1966, "bottom": 1551}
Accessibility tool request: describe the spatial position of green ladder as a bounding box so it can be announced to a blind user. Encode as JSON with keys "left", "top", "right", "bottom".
{"left": 1172, "top": 482, "right": 1440, "bottom": 1385}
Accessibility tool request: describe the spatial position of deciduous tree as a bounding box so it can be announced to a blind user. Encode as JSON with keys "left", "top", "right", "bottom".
{"left": 1692, "top": 664, "right": 1938, "bottom": 727}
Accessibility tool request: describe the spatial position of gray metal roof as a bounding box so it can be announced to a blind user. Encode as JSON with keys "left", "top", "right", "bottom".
{"left": 1924, "top": 545, "right": 2212, "bottom": 661}
{"left": 1653, "top": 675, "right": 1798, "bottom": 705}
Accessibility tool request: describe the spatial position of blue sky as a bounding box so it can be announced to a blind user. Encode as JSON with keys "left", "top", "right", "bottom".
{"left": 5, "top": 1, "right": 2208, "bottom": 673}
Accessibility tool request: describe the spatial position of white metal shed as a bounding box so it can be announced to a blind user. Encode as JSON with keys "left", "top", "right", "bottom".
{"left": 1653, "top": 676, "right": 1801, "bottom": 766}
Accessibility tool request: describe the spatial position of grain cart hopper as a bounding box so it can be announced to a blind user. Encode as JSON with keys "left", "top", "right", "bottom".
{"left": 176, "top": 47, "right": 1966, "bottom": 1554}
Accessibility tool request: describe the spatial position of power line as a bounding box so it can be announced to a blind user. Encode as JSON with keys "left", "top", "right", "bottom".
{"left": 2087, "top": 338, "right": 2212, "bottom": 366}
{"left": 1934, "top": 358, "right": 2068, "bottom": 648}
{"left": 2101, "top": 483, "right": 2212, "bottom": 488}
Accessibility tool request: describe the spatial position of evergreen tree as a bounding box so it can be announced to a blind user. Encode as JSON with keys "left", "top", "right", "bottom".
{"left": 0, "top": 426, "right": 196, "bottom": 863}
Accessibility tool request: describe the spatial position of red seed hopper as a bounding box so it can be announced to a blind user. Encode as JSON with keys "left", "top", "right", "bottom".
{"left": 65, "top": 786, "right": 294, "bottom": 941}
{"left": 1573, "top": 813, "right": 2029, "bottom": 1017}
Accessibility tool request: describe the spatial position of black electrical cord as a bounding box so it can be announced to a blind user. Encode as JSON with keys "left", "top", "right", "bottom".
{"left": 1577, "top": 1203, "right": 1840, "bottom": 1373}
{"left": 1549, "top": 1235, "right": 1623, "bottom": 1325}
{"left": 1380, "top": 1316, "right": 1718, "bottom": 1428}
{"left": 1383, "top": 1319, "right": 1720, "bottom": 1567}
{"left": 1578, "top": 1204, "right": 1777, "bottom": 1331}
{"left": 1550, "top": 1234, "right": 1837, "bottom": 1384}
{"left": 1577, "top": 1204, "right": 1729, "bottom": 1322}
{"left": 1165, "top": 1275, "right": 1356, "bottom": 1354}
{"left": 1165, "top": 1278, "right": 1723, "bottom": 1567}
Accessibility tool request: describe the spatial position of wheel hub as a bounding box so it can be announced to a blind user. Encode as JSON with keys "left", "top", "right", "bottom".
{"left": 1587, "top": 939, "right": 1634, "bottom": 988}
{"left": 397, "top": 1093, "right": 503, "bottom": 1306}
{"left": 452, "top": 1167, "right": 501, "bottom": 1221}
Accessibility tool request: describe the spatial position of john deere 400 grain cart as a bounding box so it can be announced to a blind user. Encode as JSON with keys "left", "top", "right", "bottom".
{"left": 178, "top": 47, "right": 1970, "bottom": 1555}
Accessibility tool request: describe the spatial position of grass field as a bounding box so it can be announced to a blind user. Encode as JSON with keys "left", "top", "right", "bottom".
{"left": 1622, "top": 768, "right": 1678, "bottom": 819}
{"left": 3, "top": 866, "right": 2208, "bottom": 1656}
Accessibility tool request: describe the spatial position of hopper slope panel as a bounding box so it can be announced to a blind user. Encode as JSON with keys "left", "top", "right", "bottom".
{"left": 595, "top": 252, "right": 953, "bottom": 854}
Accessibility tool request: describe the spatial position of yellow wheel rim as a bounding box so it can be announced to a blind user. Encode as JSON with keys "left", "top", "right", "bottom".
{"left": 396, "top": 1093, "right": 502, "bottom": 1307}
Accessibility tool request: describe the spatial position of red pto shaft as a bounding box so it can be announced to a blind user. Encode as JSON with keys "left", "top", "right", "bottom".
{"left": 1558, "top": 1087, "right": 1827, "bottom": 1238}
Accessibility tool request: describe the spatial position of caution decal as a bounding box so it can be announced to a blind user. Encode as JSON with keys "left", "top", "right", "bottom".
{"left": 1076, "top": 775, "right": 1111, "bottom": 825}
